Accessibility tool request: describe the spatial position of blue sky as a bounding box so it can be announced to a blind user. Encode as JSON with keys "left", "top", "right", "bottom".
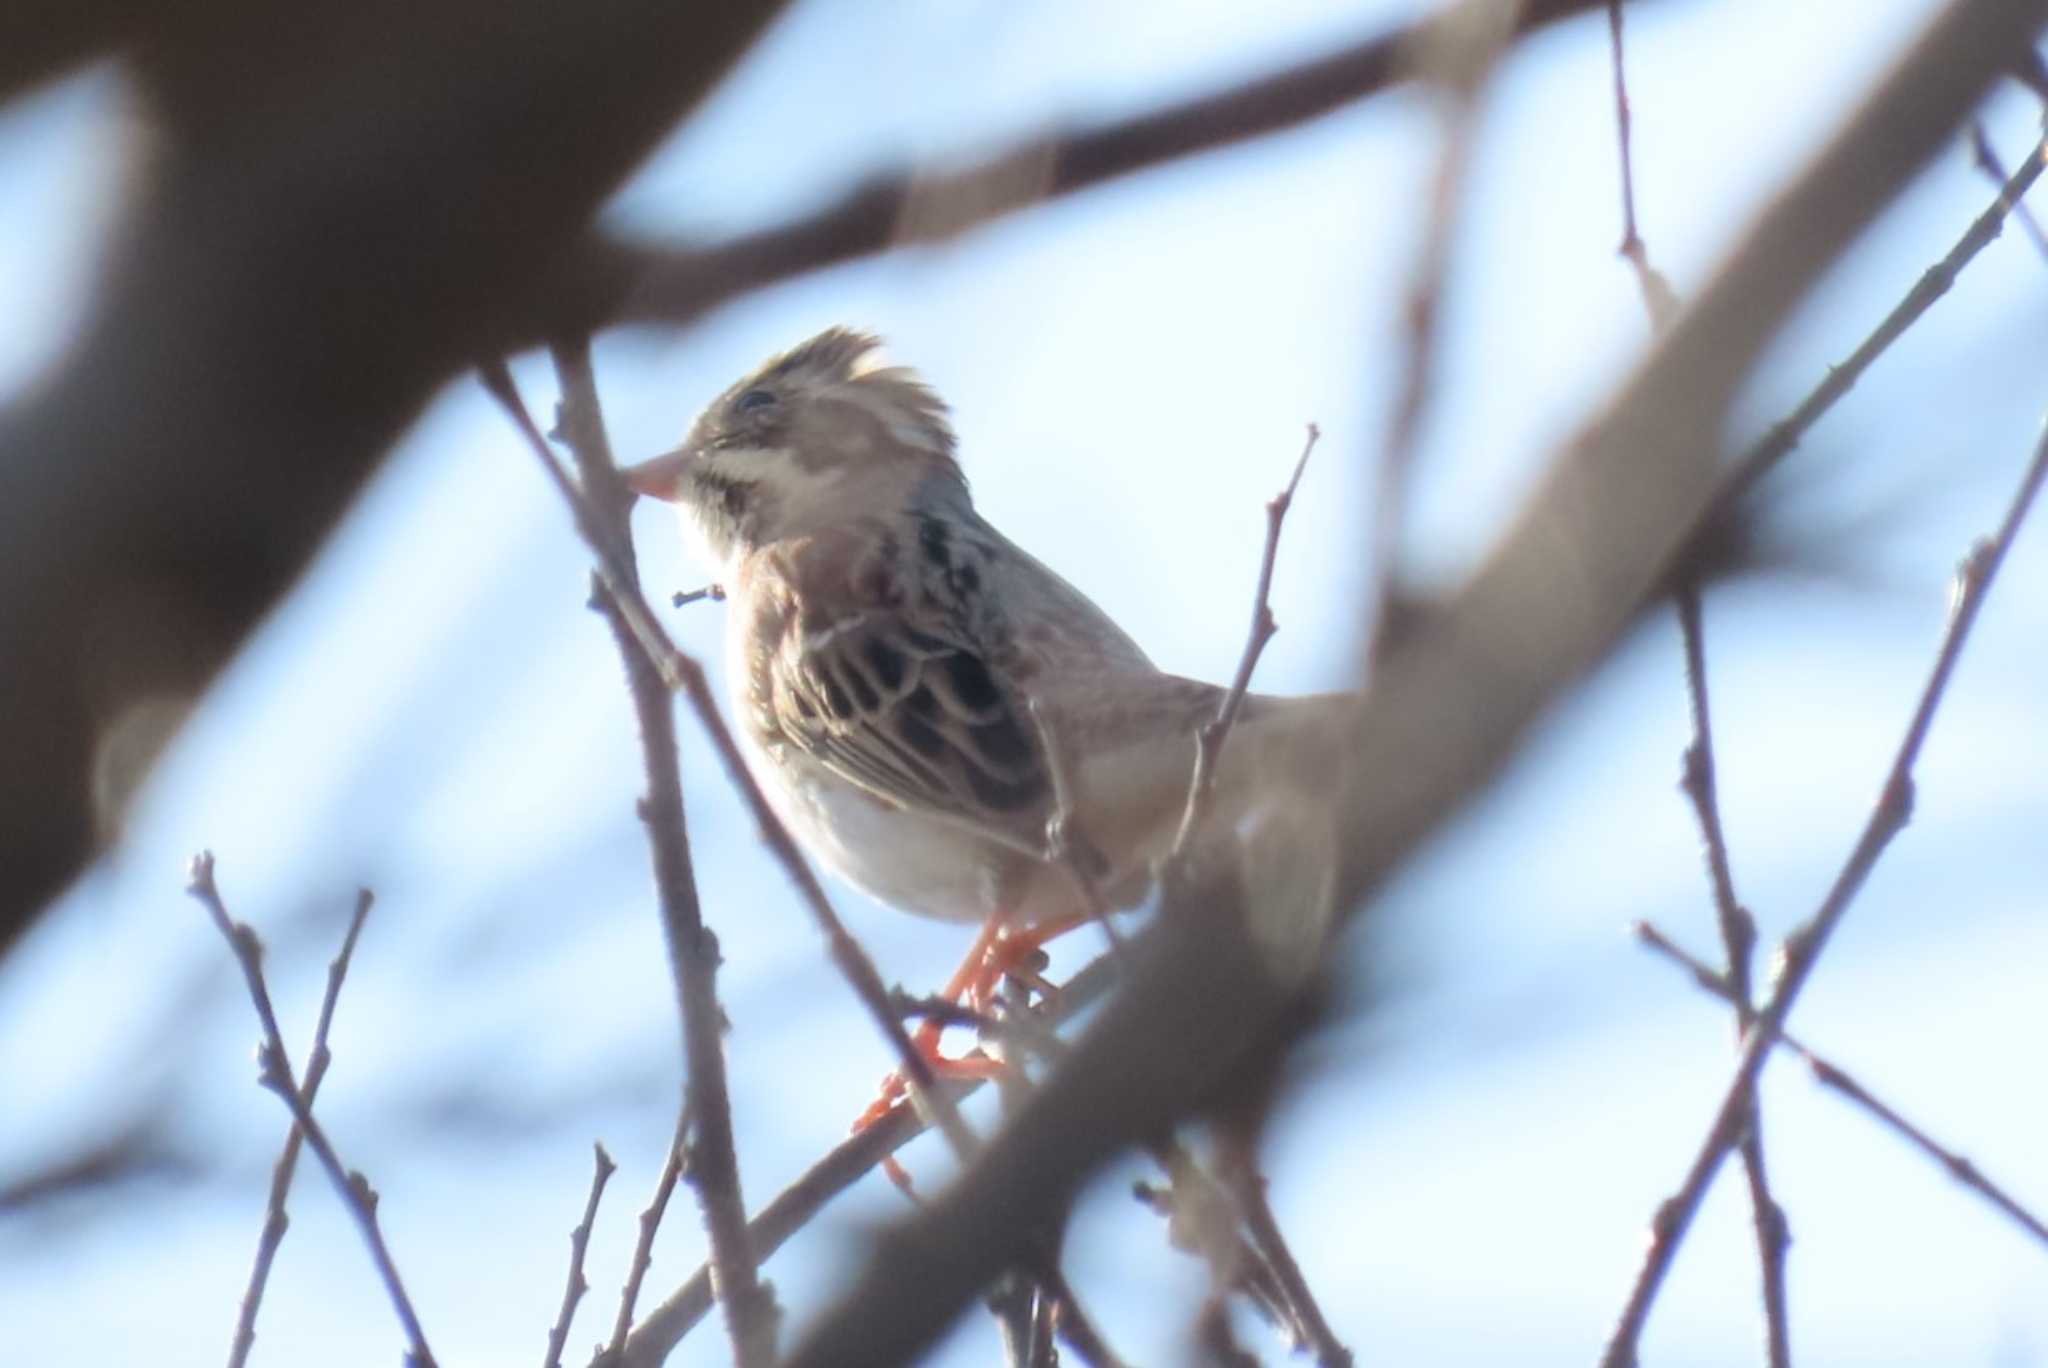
{"left": 3, "top": 2, "right": 2046, "bottom": 1364}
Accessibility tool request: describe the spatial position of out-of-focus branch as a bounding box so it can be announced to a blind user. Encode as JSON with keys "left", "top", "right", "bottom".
{"left": 534, "top": 0, "right": 1623, "bottom": 340}
{"left": 0, "top": 0, "right": 790, "bottom": 955}
{"left": 771, "top": 5, "right": 2048, "bottom": 1362}
{"left": 1368, "top": 1, "right": 1520, "bottom": 660}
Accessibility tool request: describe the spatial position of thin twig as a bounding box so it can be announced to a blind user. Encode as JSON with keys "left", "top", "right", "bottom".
{"left": 545, "top": 1143, "right": 617, "bottom": 1368}
{"left": 1369, "top": 2, "right": 1516, "bottom": 659}
{"left": 1152, "top": 420, "right": 1343, "bottom": 1363}
{"left": 1713, "top": 133, "right": 2044, "bottom": 515}
{"left": 1171, "top": 424, "right": 1320, "bottom": 856}
{"left": 1603, "top": 413, "right": 2048, "bottom": 1366}
{"left": 988, "top": 980, "right": 1055, "bottom": 1368}
{"left": 1968, "top": 122, "right": 2048, "bottom": 260}
{"left": 1633, "top": 921, "right": 2048, "bottom": 1249}
{"left": 187, "top": 853, "right": 435, "bottom": 1368}
{"left": 596, "top": 1111, "right": 691, "bottom": 1366}
{"left": 1133, "top": 1146, "right": 1297, "bottom": 1346}
{"left": 478, "top": 359, "right": 978, "bottom": 1168}
{"left": 1217, "top": 1137, "right": 1350, "bottom": 1368}
{"left": 1672, "top": 586, "right": 1793, "bottom": 1365}
{"left": 1611, "top": 0, "right": 1790, "bottom": 1347}
{"left": 1604, "top": 0, "right": 1679, "bottom": 325}
{"left": 1025, "top": 697, "right": 1128, "bottom": 958}
{"left": 226, "top": 887, "right": 371, "bottom": 1368}
{"left": 544, "top": 339, "right": 776, "bottom": 1368}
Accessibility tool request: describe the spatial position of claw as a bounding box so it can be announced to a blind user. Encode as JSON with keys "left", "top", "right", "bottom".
{"left": 849, "top": 910, "right": 1093, "bottom": 1193}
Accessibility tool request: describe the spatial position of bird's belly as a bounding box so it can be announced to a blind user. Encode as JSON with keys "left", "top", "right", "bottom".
{"left": 751, "top": 743, "right": 1010, "bottom": 924}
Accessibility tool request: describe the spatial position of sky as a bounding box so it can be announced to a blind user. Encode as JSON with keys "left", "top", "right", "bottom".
{"left": 3, "top": 1, "right": 2046, "bottom": 1365}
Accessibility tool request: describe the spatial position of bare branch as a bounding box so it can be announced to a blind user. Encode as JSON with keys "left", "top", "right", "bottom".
{"left": 0, "top": 1, "right": 788, "bottom": 950}
{"left": 1969, "top": 122, "right": 2048, "bottom": 259}
{"left": 1607, "top": 5, "right": 1788, "bottom": 1357}
{"left": 544, "top": 1143, "right": 617, "bottom": 1368}
{"left": 1216, "top": 1132, "right": 1350, "bottom": 1368}
{"left": 1604, "top": 0, "right": 1679, "bottom": 323}
{"left": 1171, "top": 424, "right": 1321, "bottom": 856}
{"left": 187, "top": 853, "right": 434, "bottom": 1368}
{"left": 558, "top": 0, "right": 1619, "bottom": 338}
{"left": 1712, "top": 132, "right": 2044, "bottom": 517}
{"left": 597, "top": 1113, "right": 690, "bottom": 1364}
{"left": 1633, "top": 922, "right": 2048, "bottom": 1249}
{"left": 543, "top": 339, "right": 777, "bottom": 1368}
{"left": 226, "top": 888, "right": 373, "bottom": 1368}
{"left": 1604, "top": 409, "right": 2048, "bottom": 1363}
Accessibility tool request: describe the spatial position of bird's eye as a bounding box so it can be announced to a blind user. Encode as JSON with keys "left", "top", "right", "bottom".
{"left": 735, "top": 388, "right": 778, "bottom": 415}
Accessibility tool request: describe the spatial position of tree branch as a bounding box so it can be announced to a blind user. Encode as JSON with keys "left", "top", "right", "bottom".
{"left": 537, "top": 0, "right": 1622, "bottom": 339}
{"left": 187, "top": 853, "right": 434, "bottom": 1368}
{"left": 226, "top": 888, "right": 373, "bottom": 1368}
{"left": 546, "top": 338, "right": 777, "bottom": 1368}
{"left": 1603, "top": 407, "right": 2048, "bottom": 1363}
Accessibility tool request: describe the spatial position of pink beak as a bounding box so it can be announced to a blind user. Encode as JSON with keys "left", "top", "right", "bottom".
{"left": 621, "top": 448, "right": 690, "bottom": 501}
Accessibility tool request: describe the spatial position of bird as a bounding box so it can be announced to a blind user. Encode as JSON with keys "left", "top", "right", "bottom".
{"left": 623, "top": 328, "right": 1341, "bottom": 1047}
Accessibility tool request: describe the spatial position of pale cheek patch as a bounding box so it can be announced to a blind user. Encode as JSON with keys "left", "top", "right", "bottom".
{"left": 675, "top": 504, "right": 729, "bottom": 580}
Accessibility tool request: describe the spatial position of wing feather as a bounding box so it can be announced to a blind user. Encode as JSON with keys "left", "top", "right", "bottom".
{"left": 771, "top": 613, "right": 1053, "bottom": 850}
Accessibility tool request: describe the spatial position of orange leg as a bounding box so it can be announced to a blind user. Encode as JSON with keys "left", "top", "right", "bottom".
{"left": 853, "top": 910, "right": 1099, "bottom": 1193}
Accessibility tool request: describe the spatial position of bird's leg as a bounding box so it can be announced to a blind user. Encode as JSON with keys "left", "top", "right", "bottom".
{"left": 855, "top": 910, "right": 1093, "bottom": 1120}
{"left": 852, "top": 914, "right": 1010, "bottom": 1142}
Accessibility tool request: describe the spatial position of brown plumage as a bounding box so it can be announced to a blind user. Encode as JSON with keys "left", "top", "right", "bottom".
{"left": 627, "top": 328, "right": 1333, "bottom": 929}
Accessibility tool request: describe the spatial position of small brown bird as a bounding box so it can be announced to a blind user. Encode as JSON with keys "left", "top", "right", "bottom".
{"left": 625, "top": 328, "right": 1335, "bottom": 1001}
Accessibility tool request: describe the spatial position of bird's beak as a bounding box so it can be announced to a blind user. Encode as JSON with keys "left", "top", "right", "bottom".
{"left": 621, "top": 447, "right": 690, "bottom": 501}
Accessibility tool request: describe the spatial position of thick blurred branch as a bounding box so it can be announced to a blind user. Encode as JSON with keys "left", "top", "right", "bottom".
{"left": 0, "top": 0, "right": 789, "bottom": 950}
{"left": 537, "top": 0, "right": 1616, "bottom": 339}
{"left": 774, "top": 3, "right": 2048, "bottom": 1362}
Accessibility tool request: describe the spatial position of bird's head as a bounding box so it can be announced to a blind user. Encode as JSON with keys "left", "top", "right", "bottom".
{"left": 624, "top": 328, "right": 962, "bottom": 576}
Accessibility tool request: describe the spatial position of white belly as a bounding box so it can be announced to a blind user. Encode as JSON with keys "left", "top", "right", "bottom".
{"left": 737, "top": 728, "right": 1010, "bottom": 924}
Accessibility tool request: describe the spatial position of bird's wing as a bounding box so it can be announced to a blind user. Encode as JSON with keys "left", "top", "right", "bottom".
{"left": 767, "top": 608, "right": 1056, "bottom": 855}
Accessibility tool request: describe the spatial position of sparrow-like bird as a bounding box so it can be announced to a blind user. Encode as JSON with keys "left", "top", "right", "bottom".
{"left": 625, "top": 328, "right": 1332, "bottom": 976}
